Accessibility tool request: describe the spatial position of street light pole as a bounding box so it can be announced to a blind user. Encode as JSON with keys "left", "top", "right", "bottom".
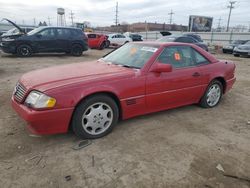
{"left": 226, "top": 1, "right": 236, "bottom": 32}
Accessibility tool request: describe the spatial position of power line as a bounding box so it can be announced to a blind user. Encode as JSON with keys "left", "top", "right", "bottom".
{"left": 114, "top": 2, "right": 119, "bottom": 26}
{"left": 168, "top": 9, "right": 174, "bottom": 24}
{"left": 69, "top": 10, "right": 75, "bottom": 26}
{"left": 226, "top": 1, "right": 236, "bottom": 32}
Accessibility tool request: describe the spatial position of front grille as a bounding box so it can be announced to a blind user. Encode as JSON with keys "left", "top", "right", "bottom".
{"left": 14, "top": 83, "right": 27, "bottom": 103}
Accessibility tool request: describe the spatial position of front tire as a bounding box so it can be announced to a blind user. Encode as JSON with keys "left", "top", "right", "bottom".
{"left": 71, "top": 95, "right": 119, "bottom": 139}
{"left": 199, "top": 80, "right": 223, "bottom": 108}
{"left": 234, "top": 54, "right": 240, "bottom": 57}
{"left": 17, "top": 44, "right": 32, "bottom": 57}
{"left": 71, "top": 44, "right": 83, "bottom": 56}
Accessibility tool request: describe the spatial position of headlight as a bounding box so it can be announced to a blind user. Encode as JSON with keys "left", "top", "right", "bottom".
{"left": 25, "top": 91, "right": 56, "bottom": 109}
{"left": 2, "top": 37, "right": 15, "bottom": 42}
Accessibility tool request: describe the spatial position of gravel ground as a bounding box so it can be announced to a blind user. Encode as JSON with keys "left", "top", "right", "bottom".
{"left": 0, "top": 49, "right": 250, "bottom": 188}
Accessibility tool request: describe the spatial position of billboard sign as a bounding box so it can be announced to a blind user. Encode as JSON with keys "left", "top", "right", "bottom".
{"left": 189, "top": 15, "right": 213, "bottom": 32}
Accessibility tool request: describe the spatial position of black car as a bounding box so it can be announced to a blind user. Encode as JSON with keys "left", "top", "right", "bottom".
{"left": 157, "top": 35, "right": 208, "bottom": 51}
{"left": 124, "top": 32, "right": 143, "bottom": 41}
{"left": 0, "top": 26, "right": 88, "bottom": 57}
{"left": 183, "top": 33, "right": 203, "bottom": 42}
{"left": 223, "top": 40, "right": 249, "bottom": 54}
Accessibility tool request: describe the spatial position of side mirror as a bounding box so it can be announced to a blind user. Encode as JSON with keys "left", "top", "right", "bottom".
{"left": 150, "top": 62, "right": 172, "bottom": 73}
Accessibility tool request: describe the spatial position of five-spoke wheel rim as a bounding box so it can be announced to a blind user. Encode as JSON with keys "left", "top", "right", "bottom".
{"left": 20, "top": 47, "right": 30, "bottom": 56}
{"left": 206, "top": 83, "right": 221, "bottom": 107}
{"left": 81, "top": 102, "right": 113, "bottom": 135}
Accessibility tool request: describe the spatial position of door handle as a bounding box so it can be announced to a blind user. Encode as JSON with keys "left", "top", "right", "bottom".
{"left": 192, "top": 72, "right": 201, "bottom": 77}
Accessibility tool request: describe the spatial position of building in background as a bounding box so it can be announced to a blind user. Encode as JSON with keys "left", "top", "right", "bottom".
{"left": 96, "top": 22, "right": 187, "bottom": 33}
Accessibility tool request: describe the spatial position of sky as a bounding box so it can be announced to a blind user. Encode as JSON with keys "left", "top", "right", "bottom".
{"left": 0, "top": 0, "right": 249, "bottom": 28}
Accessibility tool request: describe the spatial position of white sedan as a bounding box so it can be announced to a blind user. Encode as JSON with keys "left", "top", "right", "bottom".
{"left": 107, "top": 33, "right": 132, "bottom": 47}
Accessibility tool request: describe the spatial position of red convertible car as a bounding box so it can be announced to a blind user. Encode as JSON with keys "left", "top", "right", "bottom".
{"left": 12, "top": 42, "right": 236, "bottom": 139}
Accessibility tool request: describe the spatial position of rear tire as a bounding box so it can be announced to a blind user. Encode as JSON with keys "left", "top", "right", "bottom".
{"left": 17, "top": 44, "right": 32, "bottom": 57}
{"left": 71, "top": 44, "right": 83, "bottom": 56}
{"left": 71, "top": 94, "right": 119, "bottom": 139}
{"left": 105, "top": 40, "right": 110, "bottom": 48}
{"left": 99, "top": 42, "right": 105, "bottom": 50}
{"left": 199, "top": 80, "right": 223, "bottom": 108}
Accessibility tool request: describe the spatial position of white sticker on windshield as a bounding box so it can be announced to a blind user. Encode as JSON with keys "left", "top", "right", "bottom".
{"left": 141, "top": 46, "right": 158, "bottom": 52}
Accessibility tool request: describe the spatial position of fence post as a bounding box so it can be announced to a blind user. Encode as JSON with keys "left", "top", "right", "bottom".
{"left": 210, "top": 31, "right": 214, "bottom": 44}
{"left": 229, "top": 30, "right": 233, "bottom": 43}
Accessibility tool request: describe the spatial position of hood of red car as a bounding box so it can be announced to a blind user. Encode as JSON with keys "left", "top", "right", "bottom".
{"left": 19, "top": 61, "right": 136, "bottom": 92}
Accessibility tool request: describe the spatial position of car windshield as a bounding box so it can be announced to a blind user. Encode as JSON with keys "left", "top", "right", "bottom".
{"left": 157, "top": 36, "right": 176, "bottom": 42}
{"left": 4, "top": 28, "right": 20, "bottom": 35}
{"left": 102, "top": 43, "right": 158, "bottom": 69}
{"left": 244, "top": 41, "right": 250, "bottom": 45}
{"left": 232, "top": 40, "right": 243, "bottom": 44}
{"left": 27, "top": 27, "right": 44, "bottom": 35}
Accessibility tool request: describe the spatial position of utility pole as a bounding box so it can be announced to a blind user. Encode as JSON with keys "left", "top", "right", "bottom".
{"left": 115, "top": 2, "right": 119, "bottom": 26}
{"left": 226, "top": 1, "right": 236, "bottom": 32}
{"left": 168, "top": 9, "right": 174, "bottom": 24}
{"left": 217, "top": 17, "right": 222, "bottom": 31}
{"left": 69, "top": 10, "right": 75, "bottom": 26}
{"left": 47, "top": 17, "right": 52, "bottom": 26}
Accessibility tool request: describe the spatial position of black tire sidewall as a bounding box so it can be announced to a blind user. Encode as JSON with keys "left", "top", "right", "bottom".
{"left": 72, "top": 95, "right": 119, "bottom": 139}
{"left": 105, "top": 40, "right": 110, "bottom": 48}
{"left": 17, "top": 44, "right": 32, "bottom": 57}
{"left": 200, "top": 80, "right": 223, "bottom": 108}
{"left": 71, "top": 44, "right": 83, "bottom": 56}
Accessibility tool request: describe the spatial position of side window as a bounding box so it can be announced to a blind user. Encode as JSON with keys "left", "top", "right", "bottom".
{"left": 56, "top": 29, "right": 71, "bottom": 37}
{"left": 192, "top": 49, "right": 209, "bottom": 65}
{"left": 157, "top": 46, "right": 195, "bottom": 68}
{"left": 39, "top": 29, "right": 56, "bottom": 37}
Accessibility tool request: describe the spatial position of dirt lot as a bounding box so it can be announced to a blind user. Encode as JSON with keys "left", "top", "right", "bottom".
{"left": 0, "top": 49, "right": 250, "bottom": 188}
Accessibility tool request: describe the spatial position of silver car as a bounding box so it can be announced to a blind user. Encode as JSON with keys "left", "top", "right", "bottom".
{"left": 233, "top": 41, "right": 250, "bottom": 57}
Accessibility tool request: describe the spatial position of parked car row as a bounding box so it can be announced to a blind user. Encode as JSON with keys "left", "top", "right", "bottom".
{"left": 223, "top": 40, "right": 250, "bottom": 57}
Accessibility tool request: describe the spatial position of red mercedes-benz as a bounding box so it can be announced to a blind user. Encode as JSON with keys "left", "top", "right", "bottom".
{"left": 12, "top": 42, "right": 236, "bottom": 139}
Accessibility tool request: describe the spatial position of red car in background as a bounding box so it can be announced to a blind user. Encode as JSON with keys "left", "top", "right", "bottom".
{"left": 87, "top": 33, "right": 109, "bottom": 50}
{"left": 11, "top": 42, "right": 236, "bottom": 139}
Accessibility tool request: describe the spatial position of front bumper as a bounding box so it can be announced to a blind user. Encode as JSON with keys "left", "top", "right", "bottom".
{"left": 222, "top": 48, "right": 233, "bottom": 53}
{"left": 233, "top": 49, "right": 250, "bottom": 56}
{"left": 225, "top": 77, "right": 236, "bottom": 93}
{"left": 0, "top": 41, "right": 16, "bottom": 54}
{"left": 11, "top": 97, "right": 74, "bottom": 135}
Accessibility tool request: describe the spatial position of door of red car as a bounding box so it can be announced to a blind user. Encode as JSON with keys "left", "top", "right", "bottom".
{"left": 146, "top": 45, "right": 205, "bottom": 111}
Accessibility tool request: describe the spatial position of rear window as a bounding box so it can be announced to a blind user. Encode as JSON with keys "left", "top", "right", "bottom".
{"left": 71, "top": 29, "right": 83, "bottom": 36}
{"left": 88, "top": 34, "right": 96, "bottom": 38}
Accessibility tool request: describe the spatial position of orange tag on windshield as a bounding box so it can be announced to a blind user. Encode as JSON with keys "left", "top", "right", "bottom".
{"left": 130, "top": 48, "right": 137, "bottom": 55}
{"left": 174, "top": 53, "right": 181, "bottom": 61}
